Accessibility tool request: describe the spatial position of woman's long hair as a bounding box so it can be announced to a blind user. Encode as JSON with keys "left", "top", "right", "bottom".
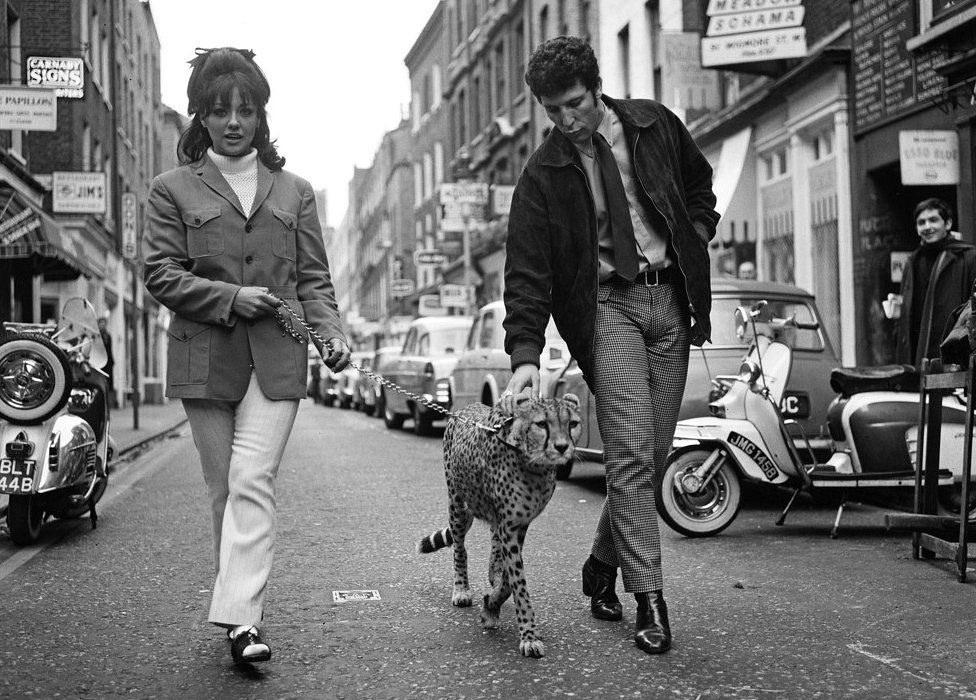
{"left": 177, "top": 48, "right": 285, "bottom": 171}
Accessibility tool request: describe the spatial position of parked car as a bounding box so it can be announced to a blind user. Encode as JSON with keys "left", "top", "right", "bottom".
{"left": 371, "top": 345, "right": 403, "bottom": 420}
{"left": 381, "top": 315, "right": 474, "bottom": 435}
{"left": 351, "top": 352, "right": 377, "bottom": 414}
{"left": 336, "top": 351, "right": 372, "bottom": 409}
{"left": 451, "top": 300, "right": 569, "bottom": 410}
{"left": 318, "top": 366, "right": 340, "bottom": 407}
{"left": 551, "top": 278, "right": 841, "bottom": 477}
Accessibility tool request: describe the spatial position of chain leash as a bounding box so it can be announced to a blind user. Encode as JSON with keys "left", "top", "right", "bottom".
{"left": 270, "top": 298, "right": 503, "bottom": 434}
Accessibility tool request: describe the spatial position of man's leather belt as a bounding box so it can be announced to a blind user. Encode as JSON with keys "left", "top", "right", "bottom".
{"left": 613, "top": 267, "right": 681, "bottom": 286}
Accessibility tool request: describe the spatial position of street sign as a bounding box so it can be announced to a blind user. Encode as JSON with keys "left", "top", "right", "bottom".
{"left": 491, "top": 185, "right": 515, "bottom": 217}
{"left": 414, "top": 248, "right": 447, "bottom": 267}
{"left": 439, "top": 284, "right": 470, "bottom": 308}
{"left": 52, "top": 171, "right": 106, "bottom": 213}
{"left": 121, "top": 192, "right": 138, "bottom": 260}
{"left": 390, "top": 278, "right": 416, "bottom": 298}
{"left": 439, "top": 182, "right": 489, "bottom": 205}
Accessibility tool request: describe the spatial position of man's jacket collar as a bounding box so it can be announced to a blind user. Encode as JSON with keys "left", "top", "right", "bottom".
{"left": 193, "top": 153, "right": 274, "bottom": 219}
{"left": 536, "top": 94, "right": 660, "bottom": 168}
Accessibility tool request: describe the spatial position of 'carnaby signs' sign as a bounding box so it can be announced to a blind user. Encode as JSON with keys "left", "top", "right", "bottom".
{"left": 27, "top": 57, "right": 84, "bottom": 98}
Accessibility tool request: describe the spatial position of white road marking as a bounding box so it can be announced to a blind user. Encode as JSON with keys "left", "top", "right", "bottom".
{"left": 848, "top": 642, "right": 976, "bottom": 698}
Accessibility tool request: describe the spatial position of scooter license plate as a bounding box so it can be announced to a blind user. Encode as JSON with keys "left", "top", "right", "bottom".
{"left": 0, "top": 458, "right": 36, "bottom": 494}
{"left": 780, "top": 391, "right": 810, "bottom": 419}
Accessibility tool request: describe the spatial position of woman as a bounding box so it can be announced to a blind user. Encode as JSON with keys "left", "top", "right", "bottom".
{"left": 142, "top": 47, "right": 350, "bottom": 664}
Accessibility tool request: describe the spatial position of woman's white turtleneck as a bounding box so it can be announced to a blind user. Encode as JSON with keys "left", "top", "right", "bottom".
{"left": 208, "top": 147, "right": 258, "bottom": 217}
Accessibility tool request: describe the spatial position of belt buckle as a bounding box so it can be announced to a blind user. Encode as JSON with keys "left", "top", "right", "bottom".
{"left": 643, "top": 269, "right": 659, "bottom": 286}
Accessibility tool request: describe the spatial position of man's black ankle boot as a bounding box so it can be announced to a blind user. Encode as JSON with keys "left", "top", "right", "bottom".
{"left": 634, "top": 590, "right": 671, "bottom": 654}
{"left": 581, "top": 555, "right": 622, "bottom": 621}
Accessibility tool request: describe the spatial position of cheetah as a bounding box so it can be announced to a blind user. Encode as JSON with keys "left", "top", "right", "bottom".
{"left": 418, "top": 393, "right": 581, "bottom": 657}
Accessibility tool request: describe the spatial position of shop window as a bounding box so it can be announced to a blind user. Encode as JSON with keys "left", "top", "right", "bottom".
{"left": 930, "top": 0, "right": 975, "bottom": 24}
{"left": 761, "top": 145, "right": 790, "bottom": 182}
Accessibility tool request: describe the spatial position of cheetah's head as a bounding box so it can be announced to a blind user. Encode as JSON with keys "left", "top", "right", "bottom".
{"left": 498, "top": 394, "right": 582, "bottom": 473}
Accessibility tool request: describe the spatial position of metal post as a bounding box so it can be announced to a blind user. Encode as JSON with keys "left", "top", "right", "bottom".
{"left": 461, "top": 203, "right": 473, "bottom": 317}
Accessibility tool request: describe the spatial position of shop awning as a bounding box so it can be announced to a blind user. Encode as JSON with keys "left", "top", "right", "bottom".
{"left": 712, "top": 127, "right": 752, "bottom": 219}
{"left": 0, "top": 188, "right": 96, "bottom": 281}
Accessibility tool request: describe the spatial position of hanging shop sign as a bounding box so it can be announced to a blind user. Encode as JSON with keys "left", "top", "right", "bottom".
{"left": 414, "top": 249, "right": 447, "bottom": 267}
{"left": 898, "top": 130, "right": 960, "bottom": 186}
{"left": 418, "top": 294, "right": 447, "bottom": 317}
{"left": 121, "top": 192, "right": 138, "bottom": 260}
{"left": 439, "top": 284, "right": 470, "bottom": 309}
{"left": 26, "top": 57, "right": 84, "bottom": 99}
{"left": 52, "top": 171, "right": 107, "bottom": 213}
{"left": 0, "top": 86, "right": 56, "bottom": 131}
{"left": 390, "top": 278, "right": 416, "bottom": 298}
{"left": 701, "top": 0, "right": 806, "bottom": 67}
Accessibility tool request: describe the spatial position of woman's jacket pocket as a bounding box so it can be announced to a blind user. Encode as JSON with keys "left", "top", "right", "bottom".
{"left": 181, "top": 208, "right": 224, "bottom": 258}
{"left": 166, "top": 317, "right": 212, "bottom": 385}
{"left": 271, "top": 208, "right": 298, "bottom": 260}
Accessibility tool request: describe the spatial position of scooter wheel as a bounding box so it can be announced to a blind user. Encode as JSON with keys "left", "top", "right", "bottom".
{"left": 6, "top": 494, "right": 46, "bottom": 545}
{"left": 0, "top": 333, "right": 72, "bottom": 424}
{"left": 656, "top": 448, "right": 742, "bottom": 537}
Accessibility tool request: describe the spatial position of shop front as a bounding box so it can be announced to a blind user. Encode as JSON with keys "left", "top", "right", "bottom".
{"left": 849, "top": 0, "right": 976, "bottom": 365}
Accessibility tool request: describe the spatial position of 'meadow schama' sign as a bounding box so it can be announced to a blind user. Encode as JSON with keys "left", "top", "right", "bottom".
{"left": 701, "top": 0, "right": 807, "bottom": 67}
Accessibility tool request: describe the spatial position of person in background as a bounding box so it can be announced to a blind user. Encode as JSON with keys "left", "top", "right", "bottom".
{"left": 737, "top": 260, "right": 757, "bottom": 280}
{"left": 501, "top": 37, "right": 718, "bottom": 655}
{"left": 142, "top": 47, "right": 349, "bottom": 665}
{"left": 97, "top": 317, "right": 115, "bottom": 408}
{"left": 894, "top": 198, "right": 976, "bottom": 367}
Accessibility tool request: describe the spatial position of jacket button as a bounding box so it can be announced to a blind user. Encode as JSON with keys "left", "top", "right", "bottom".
{"left": 245, "top": 223, "right": 253, "bottom": 232}
{"left": 218, "top": 318, "right": 226, "bottom": 324}
{"left": 245, "top": 255, "right": 254, "bottom": 264}
{"left": 194, "top": 217, "right": 200, "bottom": 224}
{"left": 181, "top": 332, "right": 187, "bottom": 339}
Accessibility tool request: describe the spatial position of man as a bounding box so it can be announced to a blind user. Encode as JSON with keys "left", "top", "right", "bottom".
{"left": 895, "top": 198, "right": 976, "bottom": 367}
{"left": 501, "top": 37, "right": 718, "bottom": 655}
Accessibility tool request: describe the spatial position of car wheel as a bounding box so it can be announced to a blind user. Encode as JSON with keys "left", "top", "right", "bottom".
{"left": 0, "top": 334, "right": 73, "bottom": 424}
{"left": 383, "top": 395, "right": 404, "bottom": 429}
{"left": 656, "top": 448, "right": 742, "bottom": 537}
{"left": 375, "top": 392, "right": 386, "bottom": 419}
{"left": 414, "top": 403, "right": 435, "bottom": 436}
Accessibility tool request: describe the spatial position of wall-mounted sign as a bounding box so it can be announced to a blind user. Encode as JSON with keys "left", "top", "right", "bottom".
{"left": 414, "top": 248, "right": 447, "bottom": 267}
{"left": 439, "top": 284, "right": 470, "bottom": 308}
{"left": 52, "top": 171, "right": 107, "bottom": 213}
{"left": 390, "top": 278, "right": 416, "bottom": 298}
{"left": 898, "top": 130, "right": 959, "bottom": 185}
{"left": 0, "top": 209, "right": 40, "bottom": 245}
{"left": 890, "top": 251, "right": 911, "bottom": 284}
{"left": 121, "top": 192, "right": 138, "bottom": 260}
{"left": 491, "top": 185, "right": 516, "bottom": 217}
{"left": 418, "top": 294, "right": 447, "bottom": 317}
{"left": 27, "top": 57, "right": 84, "bottom": 98}
{"left": 439, "top": 182, "right": 489, "bottom": 205}
{"left": 0, "top": 86, "right": 56, "bottom": 131}
{"left": 701, "top": 0, "right": 806, "bottom": 68}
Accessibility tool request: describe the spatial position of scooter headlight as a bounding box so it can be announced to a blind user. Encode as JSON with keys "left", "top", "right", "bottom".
{"left": 737, "top": 360, "right": 761, "bottom": 384}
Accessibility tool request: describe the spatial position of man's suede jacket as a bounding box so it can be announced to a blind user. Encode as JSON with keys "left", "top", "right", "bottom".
{"left": 503, "top": 95, "right": 719, "bottom": 390}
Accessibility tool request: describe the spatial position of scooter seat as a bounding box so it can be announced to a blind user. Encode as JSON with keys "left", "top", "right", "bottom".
{"left": 829, "top": 364, "right": 919, "bottom": 396}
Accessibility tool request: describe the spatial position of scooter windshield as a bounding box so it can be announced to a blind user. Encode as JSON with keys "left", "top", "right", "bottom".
{"left": 56, "top": 298, "right": 108, "bottom": 369}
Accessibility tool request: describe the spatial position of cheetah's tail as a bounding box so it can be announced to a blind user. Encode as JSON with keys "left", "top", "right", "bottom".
{"left": 417, "top": 527, "right": 453, "bottom": 554}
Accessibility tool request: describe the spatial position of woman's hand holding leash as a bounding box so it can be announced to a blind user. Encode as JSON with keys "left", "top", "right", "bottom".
{"left": 324, "top": 337, "right": 351, "bottom": 372}
{"left": 233, "top": 286, "right": 281, "bottom": 319}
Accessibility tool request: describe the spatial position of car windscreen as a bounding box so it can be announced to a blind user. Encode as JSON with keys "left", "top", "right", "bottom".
{"left": 429, "top": 327, "right": 471, "bottom": 355}
{"left": 712, "top": 297, "right": 825, "bottom": 351}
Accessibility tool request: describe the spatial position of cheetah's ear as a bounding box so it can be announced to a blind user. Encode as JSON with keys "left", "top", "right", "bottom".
{"left": 561, "top": 393, "right": 580, "bottom": 408}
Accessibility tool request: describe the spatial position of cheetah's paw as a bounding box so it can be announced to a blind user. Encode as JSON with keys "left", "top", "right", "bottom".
{"left": 451, "top": 587, "right": 473, "bottom": 607}
{"left": 519, "top": 637, "right": 545, "bottom": 658}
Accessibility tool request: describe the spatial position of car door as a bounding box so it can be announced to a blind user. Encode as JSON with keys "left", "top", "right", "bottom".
{"left": 451, "top": 313, "right": 484, "bottom": 410}
{"left": 388, "top": 328, "right": 417, "bottom": 414}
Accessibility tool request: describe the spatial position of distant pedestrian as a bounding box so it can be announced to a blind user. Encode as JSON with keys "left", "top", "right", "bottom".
{"left": 142, "top": 47, "right": 349, "bottom": 665}
{"left": 501, "top": 37, "right": 718, "bottom": 655}
{"left": 97, "top": 317, "right": 115, "bottom": 408}
{"left": 893, "top": 198, "right": 976, "bottom": 367}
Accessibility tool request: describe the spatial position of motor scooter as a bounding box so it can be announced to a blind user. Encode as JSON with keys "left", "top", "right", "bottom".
{"left": 0, "top": 298, "right": 111, "bottom": 545}
{"left": 657, "top": 300, "right": 972, "bottom": 538}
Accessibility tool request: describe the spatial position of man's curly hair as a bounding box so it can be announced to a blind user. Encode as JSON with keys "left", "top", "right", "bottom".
{"left": 524, "top": 36, "right": 601, "bottom": 99}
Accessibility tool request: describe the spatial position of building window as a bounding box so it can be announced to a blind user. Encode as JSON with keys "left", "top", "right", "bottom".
{"left": 434, "top": 142, "right": 444, "bottom": 185}
{"left": 558, "top": 0, "right": 567, "bottom": 35}
{"left": 579, "top": 0, "right": 590, "bottom": 41}
{"left": 618, "top": 24, "right": 631, "bottom": 99}
{"left": 646, "top": 1, "right": 661, "bottom": 101}
{"left": 432, "top": 64, "right": 442, "bottom": 109}
{"left": 6, "top": 10, "right": 22, "bottom": 155}
{"left": 455, "top": 0, "right": 464, "bottom": 47}
{"left": 812, "top": 131, "right": 833, "bottom": 161}
{"left": 495, "top": 41, "right": 506, "bottom": 111}
{"left": 101, "top": 31, "right": 110, "bottom": 90}
{"left": 82, "top": 122, "right": 91, "bottom": 170}
{"left": 472, "top": 75, "right": 482, "bottom": 134}
{"left": 514, "top": 22, "right": 526, "bottom": 88}
{"left": 412, "top": 90, "right": 421, "bottom": 132}
{"left": 762, "top": 145, "right": 790, "bottom": 181}
{"left": 413, "top": 161, "right": 423, "bottom": 206}
{"left": 423, "top": 152, "right": 434, "bottom": 200}
{"left": 540, "top": 5, "right": 549, "bottom": 44}
{"left": 458, "top": 90, "right": 467, "bottom": 146}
